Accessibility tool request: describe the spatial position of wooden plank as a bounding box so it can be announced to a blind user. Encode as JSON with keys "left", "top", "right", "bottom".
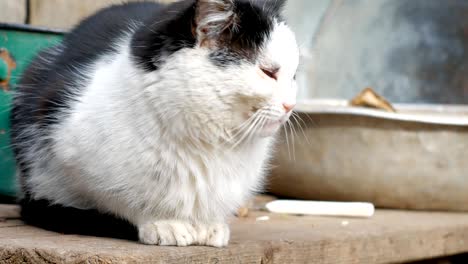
{"left": 29, "top": 0, "right": 177, "bottom": 29}
{"left": 0, "top": 205, "right": 468, "bottom": 263}
{"left": 0, "top": 204, "right": 19, "bottom": 219}
{"left": 0, "top": 0, "right": 26, "bottom": 24}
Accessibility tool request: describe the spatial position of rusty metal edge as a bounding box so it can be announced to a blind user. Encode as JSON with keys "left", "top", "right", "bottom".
{"left": 0, "top": 23, "right": 66, "bottom": 35}
{"left": 297, "top": 99, "right": 468, "bottom": 127}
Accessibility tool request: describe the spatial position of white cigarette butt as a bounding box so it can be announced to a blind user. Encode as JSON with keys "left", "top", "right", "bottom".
{"left": 265, "top": 200, "right": 375, "bottom": 218}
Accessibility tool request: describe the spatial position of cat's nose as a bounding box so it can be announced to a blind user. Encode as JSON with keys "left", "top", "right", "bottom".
{"left": 282, "top": 103, "right": 295, "bottom": 113}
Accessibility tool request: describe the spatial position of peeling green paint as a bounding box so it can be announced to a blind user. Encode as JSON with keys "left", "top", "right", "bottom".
{"left": 0, "top": 25, "right": 63, "bottom": 197}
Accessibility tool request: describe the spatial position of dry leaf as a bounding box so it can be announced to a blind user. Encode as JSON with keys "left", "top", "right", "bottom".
{"left": 351, "top": 88, "right": 396, "bottom": 112}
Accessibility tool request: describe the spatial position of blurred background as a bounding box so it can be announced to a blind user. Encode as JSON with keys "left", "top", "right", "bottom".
{"left": 287, "top": 0, "right": 468, "bottom": 104}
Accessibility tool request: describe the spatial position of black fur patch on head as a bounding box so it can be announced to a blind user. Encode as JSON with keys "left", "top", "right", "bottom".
{"left": 208, "top": 0, "right": 286, "bottom": 65}
{"left": 131, "top": 0, "right": 198, "bottom": 71}
{"left": 131, "top": 0, "right": 288, "bottom": 71}
{"left": 209, "top": 48, "right": 243, "bottom": 67}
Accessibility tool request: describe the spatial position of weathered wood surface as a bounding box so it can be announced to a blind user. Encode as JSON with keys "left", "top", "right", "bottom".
{"left": 29, "top": 0, "right": 176, "bottom": 29}
{"left": 0, "top": 0, "right": 26, "bottom": 24}
{"left": 1, "top": 204, "right": 468, "bottom": 263}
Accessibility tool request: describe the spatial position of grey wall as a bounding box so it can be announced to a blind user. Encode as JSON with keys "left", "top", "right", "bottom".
{"left": 284, "top": 0, "right": 332, "bottom": 100}
{"left": 291, "top": 0, "right": 468, "bottom": 104}
{"left": 0, "top": 0, "right": 26, "bottom": 24}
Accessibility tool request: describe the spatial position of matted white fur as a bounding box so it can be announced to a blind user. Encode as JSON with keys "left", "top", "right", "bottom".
{"left": 23, "top": 20, "right": 299, "bottom": 247}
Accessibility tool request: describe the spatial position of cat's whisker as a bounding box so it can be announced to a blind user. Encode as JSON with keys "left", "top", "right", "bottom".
{"left": 252, "top": 114, "right": 268, "bottom": 141}
{"left": 245, "top": 115, "right": 264, "bottom": 144}
{"left": 227, "top": 112, "right": 260, "bottom": 143}
{"left": 282, "top": 120, "right": 292, "bottom": 161}
{"left": 228, "top": 115, "right": 258, "bottom": 148}
{"left": 229, "top": 107, "right": 286, "bottom": 148}
{"left": 231, "top": 113, "right": 266, "bottom": 149}
{"left": 291, "top": 112, "right": 311, "bottom": 145}
{"left": 299, "top": 112, "right": 317, "bottom": 127}
{"left": 288, "top": 119, "right": 297, "bottom": 161}
{"left": 230, "top": 111, "right": 271, "bottom": 149}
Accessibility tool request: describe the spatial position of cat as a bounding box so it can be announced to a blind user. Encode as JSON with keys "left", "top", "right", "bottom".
{"left": 10, "top": 0, "right": 299, "bottom": 247}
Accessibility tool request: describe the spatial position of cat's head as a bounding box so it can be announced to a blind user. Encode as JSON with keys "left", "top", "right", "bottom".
{"left": 132, "top": 0, "right": 299, "bottom": 144}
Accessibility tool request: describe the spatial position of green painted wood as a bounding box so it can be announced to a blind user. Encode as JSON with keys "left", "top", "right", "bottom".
{"left": 0, "top": 25, "right": 63, "bottom": 197}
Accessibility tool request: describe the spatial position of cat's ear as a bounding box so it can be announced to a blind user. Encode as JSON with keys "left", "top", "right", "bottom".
{"left": 194, "top": 0, "right": 238, "bottom": 47}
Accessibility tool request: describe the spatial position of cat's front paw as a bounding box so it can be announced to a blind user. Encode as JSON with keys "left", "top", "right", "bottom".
{"left": 203, "top": 222, "right": 230, "bottom": 248}
{"left": 138, "top": 221, "right": 230, "bottom": 247}
{"left": 138, "top": 220, "right": 198, "bottom": 246}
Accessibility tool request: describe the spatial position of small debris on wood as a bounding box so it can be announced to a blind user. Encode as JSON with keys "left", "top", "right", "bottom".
{"left": 236, "top": 207, "right": 249, "bottom": 218}
{"left": 236, "top": 195, "right": 278, "bottom": 217}
{"left": 256, "top": 216, "right": 270, "bottom": 222}
{"left": 350, "top": 87, "right": 396, "bottom": 112}
{"left": 0, "top": 205, "right": 20, "bottom": 219}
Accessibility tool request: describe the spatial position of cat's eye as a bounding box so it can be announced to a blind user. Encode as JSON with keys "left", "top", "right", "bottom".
{"left": 260, "top": 68, "right": 278, "bottom": 81}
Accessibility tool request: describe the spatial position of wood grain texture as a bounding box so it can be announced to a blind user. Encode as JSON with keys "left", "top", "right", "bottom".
{"left": 1, "top": 205, "right": 468, "bottom": 263}
{"left": 0, "top": 0, "right": 26, "bottom": 24}
{"left": 29, "top": 0, "right": 177, "bottom": 29}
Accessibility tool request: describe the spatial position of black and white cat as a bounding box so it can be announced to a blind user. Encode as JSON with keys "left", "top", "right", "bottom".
{"left": 11, "top": 0, "right": 299, "bottom": 247}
